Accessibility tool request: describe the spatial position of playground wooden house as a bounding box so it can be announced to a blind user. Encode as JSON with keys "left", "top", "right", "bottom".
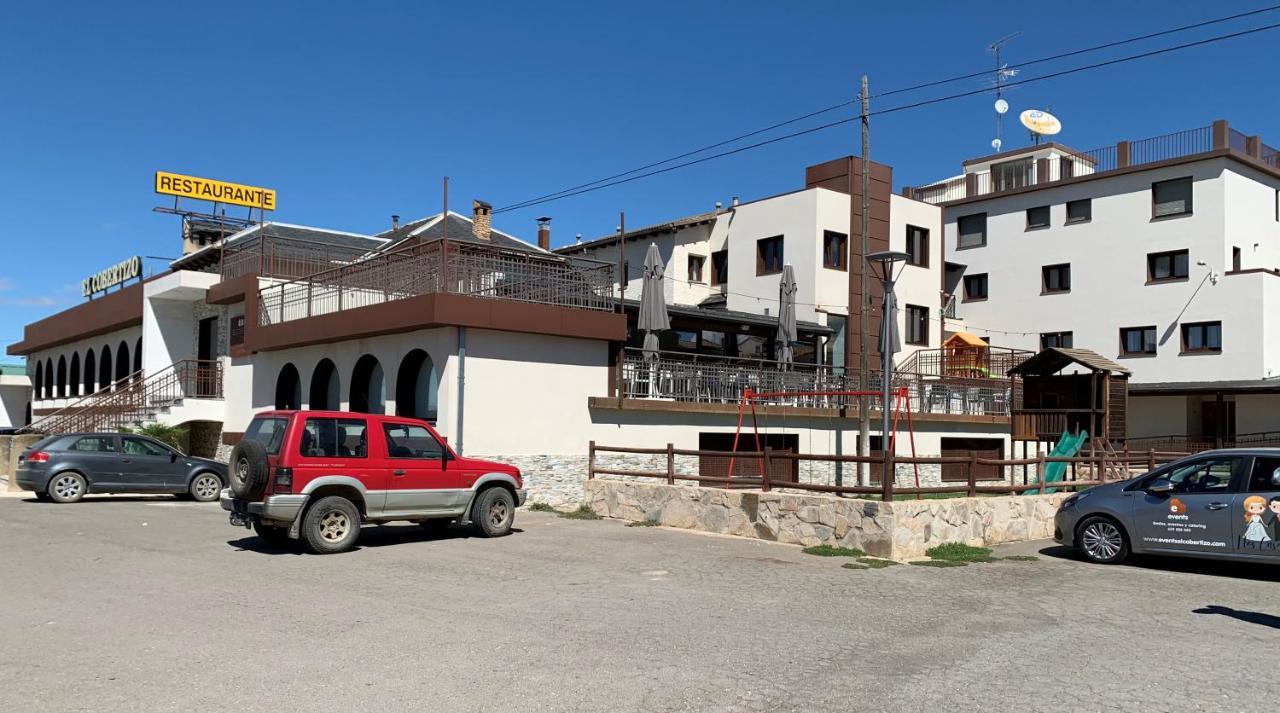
{"left": 1008, "top": 348, "right": 1131, "bottom": 444}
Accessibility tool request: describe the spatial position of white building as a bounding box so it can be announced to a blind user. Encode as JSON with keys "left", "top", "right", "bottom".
{"left": 912, "top": 119, "right": 1280, "bottom": 448}
{"left": 0, "top": 364, "right": 31, "bottom": 429}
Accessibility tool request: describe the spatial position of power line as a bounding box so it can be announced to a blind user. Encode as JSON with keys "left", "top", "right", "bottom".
{"left": 495, "top": 19, "right": 1280, "bottom": 215}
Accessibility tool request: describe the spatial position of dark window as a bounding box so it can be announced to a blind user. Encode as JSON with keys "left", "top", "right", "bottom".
{"left": 1232, "top": 246, "right": 1242, "bottom": 272}
{"left": 122, "top": 437, "right": 171, "bottom": 457}
{"left": 792, "top": 339, "right": 817, "bottom": 364}
{"left": 823, "top": 231, "right": 847, "bottom": 270}
{"left": 1155, "top": 457, "right": 1238, "bottom": 493}
{"left": 1147, "top": 250, "right": 1189, "bottom": 282}
{"left": 1040, "top": 331, "right": 1073, "bottom": 349}
{"left": 231, "top": 316, "right": 246, "bottom": 346}
{"left": 1066, "top": 199, "right": 1091, "bottom": 224}
{"left": 71, "top": 436, "right": 116, "bottom": 453}
{"left": 991, "top": 158, "right": 1033, "bottom": 191}
{"left": 1245, "top": 457, "right": 1280, "bottom": 493}
{"left": 963, "top": 273, "right": 988, "bottom": 301}
{"left": 1120, "top": 326, "right": 1157, "bottom": 355}
{"left": 1026, "top": 205, "right": 1050, "bottom": 229}
{"left": 940, "top": 437, "right": 1005, "bottom": 481}
{"left": 736, "top": 334, "right": 770, "bottom": 360}
{"left": 1153, "top": 177, "right": 1193, "bottom": 218}
{"left": 905, "top": 304, "right": 928, "bottom": 345}
{"left": 687, "top": 255, "right": 705, "bottom": 283}
{"left": 658, "top": 330, "right": 699, "bottom": 352}
{"left": 957, "top": 213, "right": 986, "bottom": 249}
{"left": 383, "top": 423, "right": 444, "bottom": 459}
{"left": 711, "top": 250, "right": 728, "bottom": 285}
{"left": 905, "top": 225, "right": 929, "bottom": 267}
{"left": 700, "top": 330, "right": 728, "bottom": 356}
{"left": 1181, "top": 321, "right": 1222, "bottom": 353}
{"left": 243, "top": 417, "right": 288, "bottom": 456}
{"left": 299, "top": 417, "right": 368, "bottom": 458}
{"left": 756, "top": 235, "right": 784, "bottom": 275}
{"left": 1041, "top": 263, "right": 1071, "bottom": 293}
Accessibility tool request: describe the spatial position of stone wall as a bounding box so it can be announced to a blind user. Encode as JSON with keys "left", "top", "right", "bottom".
{"left": 584, "top": 479, "right": 1072, "bottom": 560}
{"left": 0, "top": 434, "right": 44, "bottom": 492}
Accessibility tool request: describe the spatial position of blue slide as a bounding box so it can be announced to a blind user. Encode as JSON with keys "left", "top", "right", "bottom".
{"left": 1027, "top": 429, "right": 1088, "bottom": 495}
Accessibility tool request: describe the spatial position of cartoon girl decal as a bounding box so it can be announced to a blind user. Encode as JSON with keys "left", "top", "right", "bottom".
{"left": 1242, "top": 496, "right": 1271, "bottom": 542}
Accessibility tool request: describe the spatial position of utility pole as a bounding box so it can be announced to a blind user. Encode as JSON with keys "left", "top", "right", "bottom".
{"left": 857, "top": 75, "right": 872, "bottom": 487}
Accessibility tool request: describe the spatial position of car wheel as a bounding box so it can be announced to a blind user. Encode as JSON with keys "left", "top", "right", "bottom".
{"left": 420, "top": 518, "right": 453, "bottom": 536}
{"left": 227, "top": 439, "right": 269, "bottom": 499}
{"left": 253, "top": 520, "right": 292, "bottom": 546}
{"left": 47, "top": 472, "right": 87, "bottom": 503}
{"left": 189, "top": 473, "right": 222, "bottom": 502}
{"left": 1076, "top": 516, "right": 1129, "bottom": 565}
{"left": 471, "top": 488, "right": 515, "bottom": 538}
{"left": 301, "top": 496, "right": 361, "bottom": 554}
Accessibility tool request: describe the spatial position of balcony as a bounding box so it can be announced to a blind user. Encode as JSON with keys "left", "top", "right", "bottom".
{"left": 217, "top": 234, "right": 375, "bottom": 281}
{"left": 257, "top": 240, "right": 615, "bottom": 326}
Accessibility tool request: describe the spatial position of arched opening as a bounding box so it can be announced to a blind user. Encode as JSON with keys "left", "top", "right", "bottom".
{"left": 274, "top": 363, "right": 302, "bottom": 410}
{"left": 133, "top": 337, "right": 142, "bottom": 380}
{"left": 349, "top": 354, "right": 385, "bottom": 414}
{"left": 99, "top": 346, "right": 113, "bottom": 392}
{"left": 55, "top": 356, "right": 66, "bottom": 398}
{"left": 69, "top": 353, "right": 81, "bottom": 397}
{"left": 115, "top": 341, "right": 130, "bottom": 385}
{"left": 83, "top": 349, "right": 96, "bottom": 394}
{"left": 44, "top": 358, "right": 53, "bottom": 399}
{"left": 309, "top": 359, "right": 340, "bottom": 410}
{"left": 395, "top": 349, "right": 439, "bottom": 422}
{"left": 33, "top": 361, "right": 43, "bottom": 400}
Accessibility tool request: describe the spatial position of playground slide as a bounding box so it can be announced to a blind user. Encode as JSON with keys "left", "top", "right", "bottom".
{"left": 1027, "top": 429, "right": 1088, "bottom": 495}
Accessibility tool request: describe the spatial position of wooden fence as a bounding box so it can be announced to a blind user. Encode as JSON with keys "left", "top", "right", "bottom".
{"left": 587, "top": 441, "right": 1191, "bottom": 501}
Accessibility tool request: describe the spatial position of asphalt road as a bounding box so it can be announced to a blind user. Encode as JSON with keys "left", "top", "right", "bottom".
{"left": 1, "top": 495, "right": 1276, "bottom": 713}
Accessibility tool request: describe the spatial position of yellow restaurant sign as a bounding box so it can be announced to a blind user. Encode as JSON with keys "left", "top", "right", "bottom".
{"left": 154, "top": 171, "right": 277, "bottom": 210}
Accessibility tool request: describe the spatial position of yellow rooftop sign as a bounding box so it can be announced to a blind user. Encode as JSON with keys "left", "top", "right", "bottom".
{"left": 155, "top": 171, "right": 277, "bottom": 210}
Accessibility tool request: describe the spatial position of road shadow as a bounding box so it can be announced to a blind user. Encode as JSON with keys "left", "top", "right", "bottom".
{"left": 1038, "top": 544, "right": 1280, "bottom": 582}
{"left": 1192, "top": 605, "right": 1280, "bottom": 629}
{"left": 227, "top": 523, "right": 523, "bottom": 555}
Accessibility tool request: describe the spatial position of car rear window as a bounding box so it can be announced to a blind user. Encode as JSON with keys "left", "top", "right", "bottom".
{"left": 299, "top": 418, "right": 368, "bottom": 458}
{"left": 244, "top": 417, "right": 289, "bottom": 456}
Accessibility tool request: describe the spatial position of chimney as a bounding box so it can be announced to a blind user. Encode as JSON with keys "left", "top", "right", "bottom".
{"left": 731, "top": 196, "right": 740, "bottom": 207}
{"left": 391, "top": 214, "right": 400, "bottom": 231}
{"left": 536, "top": 216, "right": 551, "bottom": 250}
{"left": 472, "top": 200, "right": 492, "bottom": 241}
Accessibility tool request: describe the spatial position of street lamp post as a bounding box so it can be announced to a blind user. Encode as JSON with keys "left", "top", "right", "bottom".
{"left": 866, "top": 250, "right": 911, "bottom": 486}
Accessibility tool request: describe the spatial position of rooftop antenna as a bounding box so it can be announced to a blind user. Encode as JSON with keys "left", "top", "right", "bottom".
{"left": 987, "top": 32, "right": 1020, "bottom": 152}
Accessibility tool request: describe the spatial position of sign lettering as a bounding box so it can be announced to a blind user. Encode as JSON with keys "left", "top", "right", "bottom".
{"left": 155, "top": 171, "right": 277, "bottom": 211}
{"left": 82, "top": 256, "right": 142, "bottom": 297}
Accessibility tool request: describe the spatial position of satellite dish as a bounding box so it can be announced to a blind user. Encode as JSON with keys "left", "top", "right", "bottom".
{"left": 994, "top": 98, "right": 1009, "bottom": 115}
{"left": 992, "top": 138, "right": 1003, "bottom": 151}
{"left": 1020, "top": 109, "right": 1062, "bottom": 136}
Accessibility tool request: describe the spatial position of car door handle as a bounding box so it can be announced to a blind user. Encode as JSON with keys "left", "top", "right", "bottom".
{"left": 1206, "top": 502, "right": 1230, "bottom": 510}
{"left": 393, "top": 469, "right": 407, "bottom": 476}
{"left": 120, "top": 459, "right": 132, "bottom": 464}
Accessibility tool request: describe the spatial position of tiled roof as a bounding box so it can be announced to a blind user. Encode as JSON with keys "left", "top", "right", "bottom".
{"left": 377, "top": 212, "right": 546, "bottom": 254}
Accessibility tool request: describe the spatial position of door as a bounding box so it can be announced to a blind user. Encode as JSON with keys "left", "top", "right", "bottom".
{"left": 294, "top": 416, "right": 385, "bottom": 514}
{"left": 65, "top": 435, "right": 123, "bottom": 488}
{"left": 1199, "top": 400, "right": 1236, "bottom": 447}
{"left": 1130, "top": 455, "right": 1244, "bottom": 555}
{"left": 196, "top": 317, "right": 217, "bottom": 397}
{"left": 1233, "top": 456, "right": 1280, "bottom": 558}
{"left": 380, "top": 420, "right": 463, "bottom": 517}
{"left": 119, "top": 437, "right": 178, "bottom": 492}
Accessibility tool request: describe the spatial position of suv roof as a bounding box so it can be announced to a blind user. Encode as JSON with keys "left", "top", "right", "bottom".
{"left": 253, "top": 410, "right": 422, "bottom": 421}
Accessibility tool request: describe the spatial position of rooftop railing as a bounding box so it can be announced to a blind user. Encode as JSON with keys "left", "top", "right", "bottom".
{"left": 217, "top": 234, "right": 374, "bottom": 281}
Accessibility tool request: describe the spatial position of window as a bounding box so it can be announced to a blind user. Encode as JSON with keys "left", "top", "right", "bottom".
{"left": 71, "top": 436, "right": 116, "bottom": 453}
{"left": 658, "top": 330, "right": 698, "bottom": 352}
{"left": 710, "top": 250, "right": 728, "bottom": 285}
{"left": 1147, "top": 249, "right": 1189, "bottom": 282}
{"left": 383, "top": 423, "right": 444, "bottom": 459}
{"left": 991, "top": 158, "right": 1033, "bottom": 192}
{"left": 1065, "top": 199, "right": 1091, "bottom": 224}
{"left": 1040, "top": 331, "right": 1073, "bottom": 349}
{"left": 1026, "top": 205, "right": 1050, "bottom": 229}
{"left": 1041, "top": 264, "right": 1071, "bottom": 293}
{"left": 1232, "top": 246, "right": 1241, "bottom": 272}
{"left": 904, "top": 225, "right": 929, "bottom": 267}
{"left": 1245, "top": 457, "right": 1280, "bottom": 492}
{"left": 823, "top": 230, "right": 847, "bottom": 270}
{"left": 1120, "top": 326, "right": 1157, "bottom": 356}
{"left": 687, "top": 255, "right": 705, "bottom": 283}
{"left": 244, "top": 416, "right": 288, "bottom": 456}
{"left": 962, "top": 273, "right": 988, "bottom": 301}
{"left": 957, "top": 213, "right": 986, "bottom": 249}
{"left": 736, "top": 334, "right": 770, "bottom": 360}
{"left": 905, "top": 304, "right": 929, "bottom": 345}
{"left": 1181, "top": 321, "right": 1222, "bottom": 353}
{"left": 230, "top": 315, "right": 246, "bottom": 346}
{"left": 1153, "top": 457, "right": 1239, "bottom": 493}
{"left": 1153, "top": 177, "right": 1193, "bottom": 218}
{"left": 299, "top": 417, "right": 368, "bottom": 458}
{"left": 122, "top": 437, "right": 171, "bottom": 457}
{"left": 756, "top": 235, "right": 784, "bottom": 275}
{"left": 700, "top": 330, "right": 728, "bottom": 356}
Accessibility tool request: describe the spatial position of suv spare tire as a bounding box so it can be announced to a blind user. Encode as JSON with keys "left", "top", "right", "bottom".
{"left": 228, "top": 439, "right": 270, "bottom": 499}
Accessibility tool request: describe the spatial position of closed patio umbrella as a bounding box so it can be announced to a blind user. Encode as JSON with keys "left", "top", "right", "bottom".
{"left": 638, "top": 243, "right": 670, "bottom": 362}
{"left": 776, "top": 263, "right": 798, "bottom": 367}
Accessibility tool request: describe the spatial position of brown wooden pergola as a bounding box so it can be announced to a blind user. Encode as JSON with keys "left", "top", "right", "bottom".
{"left": 1008, "top": 348, "right": 1131, "bottom": 443}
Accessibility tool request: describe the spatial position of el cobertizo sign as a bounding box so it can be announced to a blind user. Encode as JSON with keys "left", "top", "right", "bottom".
{"left": 83, "top": 256, "right": 142, "bottom": 297}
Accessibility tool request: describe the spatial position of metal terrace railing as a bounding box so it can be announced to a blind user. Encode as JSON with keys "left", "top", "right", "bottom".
{"left": 257, "top": 239, "right": 615, "bottom": 326}
{"left": 217, "top": 234, "right": 375, "bottom": 281}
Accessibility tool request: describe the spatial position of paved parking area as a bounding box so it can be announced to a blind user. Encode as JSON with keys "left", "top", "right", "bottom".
{"left": 1, "top": 495, "right": 1276, "bottom": 713}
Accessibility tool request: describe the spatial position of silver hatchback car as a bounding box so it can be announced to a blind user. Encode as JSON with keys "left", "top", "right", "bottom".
{"left": 1056, "top": 448, "right": 1280, "bottom": 565}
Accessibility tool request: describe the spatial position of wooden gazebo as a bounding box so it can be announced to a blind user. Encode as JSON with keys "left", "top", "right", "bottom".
{"left": 1008, "top": 348, "right": 1131, "bottom": 443}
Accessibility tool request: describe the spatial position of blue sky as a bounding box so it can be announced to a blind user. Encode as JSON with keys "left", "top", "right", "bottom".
{"left": 2, "top": 0, "right": 1278, "bottom": 354}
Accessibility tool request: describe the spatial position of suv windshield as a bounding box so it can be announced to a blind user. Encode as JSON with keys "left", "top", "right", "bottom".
{"left": 244, "top": 416, "right": 289, "bottom": 455}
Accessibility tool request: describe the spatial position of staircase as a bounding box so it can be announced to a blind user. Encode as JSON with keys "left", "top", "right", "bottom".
{"left": 22, "top": 360, "right": 223, "bottom": 435}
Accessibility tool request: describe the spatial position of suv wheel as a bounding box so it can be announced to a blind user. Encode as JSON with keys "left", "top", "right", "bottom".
{"left": 228, "top": 439, "right": 270, "bottom": 499}
{"left": 1077, "top": 516, "right": 1129, "bottom": 565}
{"left": 253, "top": 520, "right": 292, "bottom": 546}
{"left": 302, "top": 496, "right": 361, "bottom": 554}
{"left": 471, "top": 488, "right": 515, "bottom": 538}
{"left": 48, "top": 472, "right": 87, "bottom": 503}
{"left": 189, "top": 473, "right": 222, "bottom": 502}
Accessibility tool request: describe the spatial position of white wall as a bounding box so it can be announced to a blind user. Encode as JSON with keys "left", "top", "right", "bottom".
{"left": 1127, "top": 395, "right": 1189, "bottom": 438}
{"left": 26, "top": 325, "right": 142, "bottom": 408}
{"left": 888, "top": 193, "right": 944, "bottom": 358}
{"left": 0, "top": 375, "right": 31, "bottom": 427}
{"left": 723, "top": 189, "right": 821, "bottom": 323}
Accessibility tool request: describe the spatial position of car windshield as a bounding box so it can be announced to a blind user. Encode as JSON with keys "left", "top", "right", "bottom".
{"left": 244, "top": 416, "right": 289, "bottom": 456}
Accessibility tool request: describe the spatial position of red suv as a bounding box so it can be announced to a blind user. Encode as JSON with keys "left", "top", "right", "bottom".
{"left": 220, "top": 410, "right": 525, "bottom": 554}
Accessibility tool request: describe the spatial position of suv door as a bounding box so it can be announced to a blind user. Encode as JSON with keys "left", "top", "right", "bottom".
{"left": 1233, "top": 455, "right": 1280, "bottom": 558}
{"left": 1130, "top": 455, "right": 1244, "bottom": 555}
{"left": 119, "top": 437, "right": 178, "bottom": 492}
{"left": 379, "top": 420, "right": 463, "bottom": 518}
{"left": 64, "top": 435, "right": 123, "bottom": 488}
{"left": 294, "top": 416, "right": 385, "bottom": 515}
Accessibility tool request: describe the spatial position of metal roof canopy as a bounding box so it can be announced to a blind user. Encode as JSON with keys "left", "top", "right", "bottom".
{"left": 1007, "top": 347, "right": 1131, "bottom": 377}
